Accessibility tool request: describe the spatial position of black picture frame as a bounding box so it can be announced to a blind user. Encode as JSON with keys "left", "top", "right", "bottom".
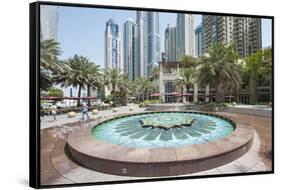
{"left": 29, "top": 1, "right": 274, "bottom": 188}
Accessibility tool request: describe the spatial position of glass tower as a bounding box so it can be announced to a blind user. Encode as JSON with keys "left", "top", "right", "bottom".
{"left": 136, "top": 11, "right": 148, "bottom": 77}
{"left": 176, "top": 14, "right": 195, "bottom": 60}
{"left": 147, "top": 12, "right": 160, "bottom": 77}
{"left": 123, "top": 19, "right": 138, "bottom": 80}
{"left": 105, "top": 19, "right": 121, "bottom": 70}
{"left": 195, "top": 24, "right": 203, "bottom": 57}
{"left": 164, "top": 25, "right": 177, "bottom": 61}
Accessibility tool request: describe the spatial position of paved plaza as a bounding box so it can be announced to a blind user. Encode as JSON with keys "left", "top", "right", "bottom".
{"left": 40, "top": 105, "right": 272, "bottom": 186}
{"left": 41, "top": 104, "right": 146, "bottom": 129}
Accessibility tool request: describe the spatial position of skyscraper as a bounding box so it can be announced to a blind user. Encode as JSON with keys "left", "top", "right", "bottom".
{"left": 147, "top": 12, "right": 160, "bottom": 76}
{"left": 195, "top": 24, "right": 203, "bottom": 57}
{"left": 164, "top": 25, "right": 177, "bottom": 61}
{"left": 40, "top": 5, "right": 59, "bottom": 41}
{"left": 136, "top": 11, "right": 148, "bottom": 77}
{"left": 136, "top": 11, "right": 160, "bottom": 77}
{"left": 105, "top": 19, "right": 121, "bottom": 70}
{"left": 176, "top": 14, "right": 195, "bottom": 60}
{"left": 123, "top": 19, "right": 138, "bottom": 80}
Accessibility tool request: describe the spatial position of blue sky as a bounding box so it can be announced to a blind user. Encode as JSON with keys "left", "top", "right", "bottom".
{"left": 57, "top": 6, "right": 272, "bottom": 68}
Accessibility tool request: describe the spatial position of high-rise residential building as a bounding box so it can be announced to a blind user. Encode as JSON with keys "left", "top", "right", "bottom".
{"left": 201, "top": 15, "right": 233, "bottom": 54}
{"left": 164, "top": 25, "right": 177, "bottom": 61}
{"left": 233, "top": 17, "right": 262, "bottom": 57}
{"left": 176, "top": 14, "right": 195, "bottom": 60}
{"left": 233, "top": 17, "right": 250, "bottom": 57}
{"left": 40, "top": 5, "right": 59, "bottom": 41}
{"left": 202, "top": 15, "right": 261, "bottom": 57}
{"left": 147, "top": 12, "right": 160, "bottom": 76}
{"left": 195, "top": 24, "right": 203, "bottom": 57}
{"left": 249, "top": 18, "right": 262, "bottom": 54}
{"left": 123, "top": 19, "right": 138, "bottom": 80}
{"left": 217, "top": 16, "right": 234, "bottom": 44}
{"left": 136, "top": 11, "right": 148, "bottom": 77}
{"left": 201, "top": 15, "right": 217, "bottom": 53}
{"left": 249, "top": 18, "right": 262, "bottom": 53}
{"left": 105, "top": 19, "right": 121, "bottom": 70}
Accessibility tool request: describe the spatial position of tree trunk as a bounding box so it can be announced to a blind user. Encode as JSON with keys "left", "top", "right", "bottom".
{"left": 77, "top": 85, "right": 82, "bottom": 107}
{"left": 234, "top": 83, "right": 239, "bottom": 103}
{"left": 205, "top": 85, "right": 210, "bottom": 103}
{"left": 87, "top": 85, "right": 91, "bottom": 106}
{"left": 215, "top": 83, "right": 224, "bottom": 103}
{"left": 146, "top": 90, "right": 148, "bottom": 100}
{"left": 193, "top": 83, "right": 198, "bottom": 103}
{"left": 249, "top": 76, "right": 257, "bottom": 104}
{"left": 269, "top": 78, "right": 272, "bottom": 102}
{"left": 182, "top": 86, "right": 186, "bottom": 103}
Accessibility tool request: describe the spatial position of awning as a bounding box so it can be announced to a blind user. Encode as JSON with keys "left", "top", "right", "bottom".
{"left": 225, "top": 95, "right": 235, "bottom": 98}
{"left": 181, "top": 93, "right": 193, "bottom": 96}
{"left": 165, "top": 92, "right": 180, "bottom": 96}
{"left": 41, "top": 96, "right": 97, "bottom": 100}
{"left": 149, "top": 93, "right": 161, "bottom": 97}
{"left": 40, "top": 96, "right": 63, "bottom": 100}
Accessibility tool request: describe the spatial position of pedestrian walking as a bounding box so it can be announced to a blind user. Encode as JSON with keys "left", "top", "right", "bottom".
{"left": 50, "top": 103, "right": 58, "bottom": 121}
{"left": 82, "top": 102, "right": 90, "bottom": 120}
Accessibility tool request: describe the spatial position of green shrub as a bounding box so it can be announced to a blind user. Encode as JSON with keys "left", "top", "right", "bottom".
{"left": 104, "top": 95, "right": 113, "bottom": 103}
{"left": 47, "top": 87, "right": 63, "bottom": 97}
{"left": 138, "top": 99, "right": 162, "bottom": 107}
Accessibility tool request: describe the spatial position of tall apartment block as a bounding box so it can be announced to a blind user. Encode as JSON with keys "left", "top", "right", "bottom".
{"left": 201, "top": 15, "right": 233, "bottom": 54}
{"left": 176, "top": 14, "right": 195, "bottom": 60}
{"left": 202, "top": 15, "right": 262, "bottom": 57}
{"left": 164, "top": 25, "right": 177, "bottom": 61}
{"left": 105, "top": 19, "right": 121, "bottom": 70}
{"left": 123, "top": 19, "right": 138, "bottom": 80}
{"left": 233, "top": 17, "right": 262, "bottom": 57}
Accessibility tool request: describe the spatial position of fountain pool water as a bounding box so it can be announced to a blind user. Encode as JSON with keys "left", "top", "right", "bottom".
{"left": 92, "top": 112, "right": 235, "bottom": 148}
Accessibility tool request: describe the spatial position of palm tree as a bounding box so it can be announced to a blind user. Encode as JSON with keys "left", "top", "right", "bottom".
{"left": 40, "top": 70, "right": 53, "bottom": 91}
{"left": 150, "top": 66, "right": 160, "bottom": 81}
{"left": 181, "top": 55, "right": 197, "bottom": 68}
{"left": 40, "top": 39, "right": 62, "bottom": 91}
{"left": 103, "top": 68, "right": 124, "bottom": 97}
{"left": 54, "top": 55, "right": 102, "bottom": 107}
{"left": 117, "top": 75, "right": 132, "bottom": 105}
{"left": 86, "top": 64, "right": 103, "bottom": 105}
{"left": 179, "top": 55, "right": 198, "bottom": 102}
{"left": 136, "top": 77, "right": 155, "bottom": 101}
{"left": 174, "top": 68, "right": 195, "bottom": 102}
{"left": 245, "top": 47, "right": 272, "bottom": 104}
{"left": 40, "top": 39, "right": 63, "bottom": 73}
{"left": 103, "top": 68, "right": 132, "bottom": 105}
{"left": 262, "top": 48, "right": 272, "bottom": 102}
{"left": 197, "top": 43, "right": 242, "bottom": 103}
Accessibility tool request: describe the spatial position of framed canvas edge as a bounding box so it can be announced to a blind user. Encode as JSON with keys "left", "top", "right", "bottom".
{"left": 29, "top": 1, "right": 275, "bottom": 189}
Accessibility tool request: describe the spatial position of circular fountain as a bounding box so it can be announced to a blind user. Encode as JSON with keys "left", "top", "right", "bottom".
{"left": 66, "top": 111, "right": 254, "bottom": 177}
